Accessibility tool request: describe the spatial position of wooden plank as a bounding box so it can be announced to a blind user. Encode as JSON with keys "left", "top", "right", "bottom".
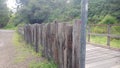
{"left": 38, "top": 24, "right": 43, "bottom": 54}
{"left": 72, "top": 20, "right": 81, "bottom": 68}
{"left": 107, "top": 24, "right": 111, "bottom": 46}
{"left": 88, "top": 24, "right": 120, "bottom": 26}
{"left": 28, "top": 24, "right": 32, "bottom": 45}
{"left": 41, "top": 23, "right": 47, "bottom": 57}
{"left": 86, "top": 44, "right": 120, "bottom": 68}
{"left": 23, "top": 25, "right": 27, "bottom": 42}
{"left": 86, "top": 57, "right": 120, "bottom": 68}
{"left": 50, "top": 22, "right": 59, "bottom": 64}
{"left": 27, "top": 25, "right": 31, "bottom": 44}
{"left": 87, "top": 26, "right": 90, "bottom": 42}
{"left": 64, "top": 24, "right": 73, "bottom": 68}
{"left": 35, "top": 24, "right": 39, "bottom": 52}
{"left": 88, "top": 33, "right": 120, "bottom": 38}
{"left": 31, "top": 25, "right": 34, "bottom": 46}
{"left": 46, "top": 23, "right": 52, "bottom": 60}
{"left": 58, "top": 23, "right": 66, "bottom": 68}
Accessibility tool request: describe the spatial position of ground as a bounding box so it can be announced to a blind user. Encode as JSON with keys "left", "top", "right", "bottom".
{"left": 0, "top": 30, "right": 42, "bottom": 68}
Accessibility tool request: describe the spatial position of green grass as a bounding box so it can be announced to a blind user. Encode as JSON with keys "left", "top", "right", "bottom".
{"left": 13, "top": 32, "right": 41, "bottom": 63}
{"left": 111, "top": 39, "right": 120, "bottom": 48}
{"left": 90, "top": 36, "right": 120, "bottom": 48}
{"left": 13, "top": 32, "right": 31, "bottom": 63}
{"left": 29, "top": 60, "right": 57, "bottom": 68}
{"left": 90, "top": 36, "right": 107, "bottom": 45}
{"left": 13, "top": 32, "right": 57, "bottom": 68}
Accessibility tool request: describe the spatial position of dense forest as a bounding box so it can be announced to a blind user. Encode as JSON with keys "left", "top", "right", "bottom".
{"left": 0, "top": 0, "right": 120, "bottom": 27}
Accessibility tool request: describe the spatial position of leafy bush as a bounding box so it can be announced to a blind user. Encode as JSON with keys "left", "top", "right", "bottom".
{"left": 111, "top": 26, "right": 120, "bottom": 35}
{"left": 99, "top": 15, "right": 117, "bottom": 24}
{"left": 92, "top": 26, "right": 107, "bottom": 33}
{"left": 3, "top": 23, "right": 16, "bottom": 30}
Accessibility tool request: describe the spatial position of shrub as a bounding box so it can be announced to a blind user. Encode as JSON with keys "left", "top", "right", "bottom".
{"left": 99, "top": 15, "right": 117, "bottom": 24}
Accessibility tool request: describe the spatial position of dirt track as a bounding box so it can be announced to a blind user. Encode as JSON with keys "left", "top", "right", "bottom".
{"left": 0, "top": 30, "right": 41, "bottom": 68}
{"left": 0, "top": 30, "right": 39, "bottom": 68}
{"left": 0, "top": 30, "right": 17, "bottom": 68}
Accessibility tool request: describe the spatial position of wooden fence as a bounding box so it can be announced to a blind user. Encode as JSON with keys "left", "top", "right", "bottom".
{"left": 18, "top": 20, "right": 85, "bottom": 68}
{"left": 87, "top": 24, "right": 120, "bottom": 48}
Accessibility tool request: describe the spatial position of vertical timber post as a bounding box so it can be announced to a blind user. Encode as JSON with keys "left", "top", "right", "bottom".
{"left": 107, "top": 24, "right": 111, "bottom": 47}
{"left": 80, "top": 0, "right": 88, "bottom": 68}
{"left": 87, "top": 25, "right": 90, "bottom": 42}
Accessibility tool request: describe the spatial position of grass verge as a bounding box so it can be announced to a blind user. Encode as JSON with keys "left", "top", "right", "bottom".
{"left": 90, "top": 36, "right": 120, "bottom": 48}
{"left": 13, "top": 32, "right": 38, "bottom": 63}
{"left": 29, "top": 60, "right": 57, "bottom": 68}
{"left": 13, "top": 32, "right": 57, "bottom": 68}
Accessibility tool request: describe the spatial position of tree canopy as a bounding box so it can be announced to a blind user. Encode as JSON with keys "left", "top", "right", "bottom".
{"left": 14, "top": 0, "right": 120, "bottom": 25}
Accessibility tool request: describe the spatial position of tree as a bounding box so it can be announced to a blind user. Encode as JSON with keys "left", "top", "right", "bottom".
{"left": 88, "top": 0, "right": 120, "bottom": 24}
{"left": 0, "top": 0, "right": 9, "bottom": 27}
{"left": 15, "top": 0, "right": 120, "bottom": 25}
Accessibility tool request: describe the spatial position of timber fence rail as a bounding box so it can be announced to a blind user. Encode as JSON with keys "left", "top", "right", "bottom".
{"left": 18, "top": 20, "right": 84, "bottom": 68}
{"left": 87, "top": 24, "right": 120, "bottom": 49}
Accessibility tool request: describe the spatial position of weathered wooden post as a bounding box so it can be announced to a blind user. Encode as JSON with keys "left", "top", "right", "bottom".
{"left": 64, "top": 23, "right": 72, "bottom": 68}
{"left": 87, "top": 25, "right": 90, "bottom": 42}
{"left": 35, "top": 24, "right": 39, "bottom": 52}
{"left": 38, "top": 24, "right": 43, "bottom": 54}
{"left": 57, "top": 23, "right": 66, "bottom": 68}
{"left": 80, "top": 0, "right": 88, "bottom": 68}
{"left": 107, "top": 24, "right": 111, "bottom": 47}
{"left": 72, "top": 20, "right": 81, "bottom": 68}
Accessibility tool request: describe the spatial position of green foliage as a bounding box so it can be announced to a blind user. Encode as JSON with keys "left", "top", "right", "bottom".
{"left": 16, "top": 0, "right": 65, "bottom": 24}
{"left": 29, "top": 61, "right": 57, "bottom": 68}
{"left": 92, "top": 26, "right": 107, "bottom": 33}
{"left": 13, "top": 32, "right": 42, "bottom": 63}
{"left": 0, "top": 0, "right": 119, "bottom": 26}
{"left": 13, "top": 31, "right": 57, "bottom": 68}
{"left": 90, "top": 36, "right": 120, "bottom": 48}
{"left": 0, "top": 0, "right": 9, "bottom": 27}
{"left": 90, "top": 36, "right": 107, "bottom": 45}
{"left": 13, "top": 32, "right": 29, "bottom": 63}
{"left": 88, "top": 0, "right": 120, "bottom": 24}
{"left": 111, "top": 26, "right": 120, "bottom": 35}
{"left": 111, "top": 39, "right": 120, "bottom": 48}
{"left": 99, "top": 15, "right": 117, "bottom": 24}
{"left": 3, "top": 23, "right": 16, "bottom": 30}
{"left": 14, "top": 0, "right": 120, "bottom": 25}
